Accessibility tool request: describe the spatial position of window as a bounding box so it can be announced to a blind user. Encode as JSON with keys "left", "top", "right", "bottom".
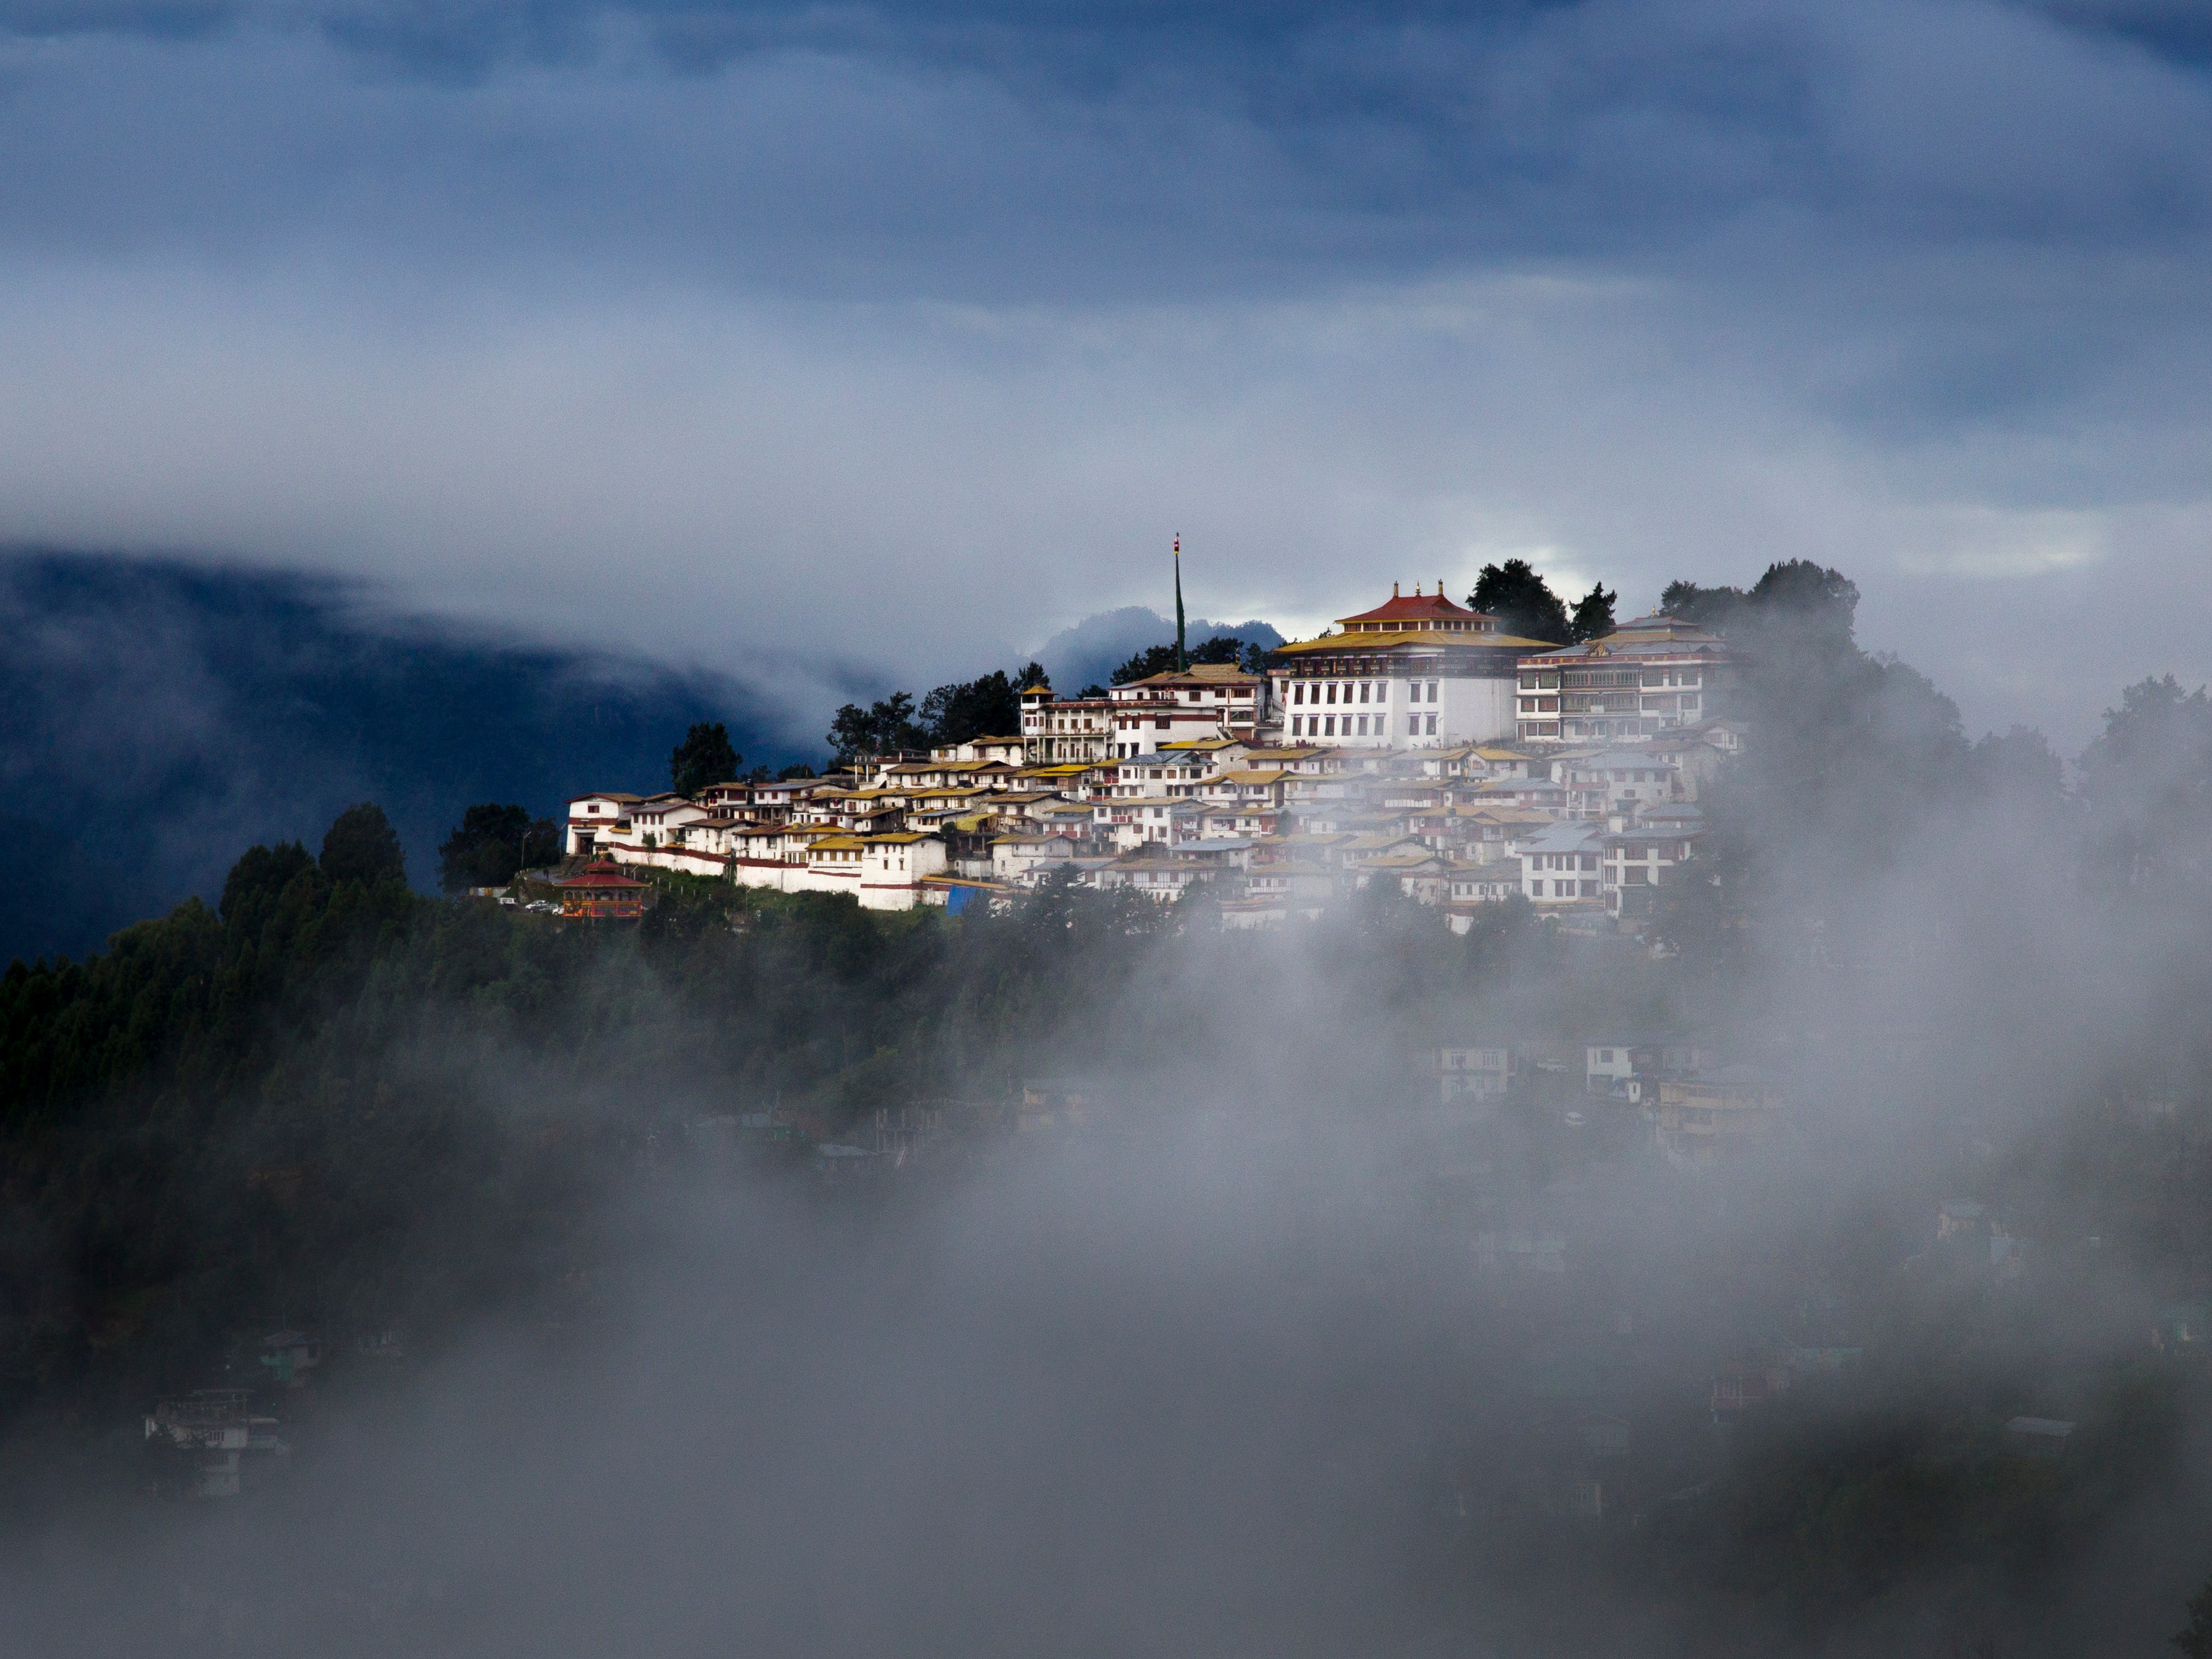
{"left": 1426, "top": 681, "right": 1439, "bottom": 702}
{"left": 1424, "top": 713, "right": 1438, "bottom": 735}
{"left": 1324, "top": 716, "right": 1336, "bottom": 736}
{"left": 1360, "top": 683, "right": 1370, "bottom": 704}
{"left": 1294, "top": 683, "right": 1305, "bottom": 705}
{"left": 1326, "top": 684, "right": 1337, "bottom": 704}
{"left": 1291, "top": 716, "right": 1303, "bottom": 736}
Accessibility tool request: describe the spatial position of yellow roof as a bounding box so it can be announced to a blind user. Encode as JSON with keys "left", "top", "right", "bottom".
{"left": 1126, "top": 664, "right": 1258, "bottom": 686}
{"left": 809, "top": 835, "right": 867, "bottom": 851}
{"left": 865, "top": 832, "right": 935, "bottom": 844}
{"left": 1272, "top": 630, "right": 1557, "bottom": 655}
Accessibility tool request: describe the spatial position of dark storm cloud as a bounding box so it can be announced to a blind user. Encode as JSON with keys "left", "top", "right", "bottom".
{"left": 0, "top": 0, "right": 2208, "bottom": 740}
{"left": 2, "top": 0, "right": 2206, "bottom": 297}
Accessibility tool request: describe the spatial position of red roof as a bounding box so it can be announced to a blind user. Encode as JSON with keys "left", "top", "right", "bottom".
{"left": 557, "top": 860, "right": 648, "bottom": 890}
{"left": 1335, "top": 588, "right": 1492, "bottom": 628}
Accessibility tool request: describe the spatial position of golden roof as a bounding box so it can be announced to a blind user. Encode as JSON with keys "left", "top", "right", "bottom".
{"left": 1272, "top": 630, "right": 1556, "bottom": 656}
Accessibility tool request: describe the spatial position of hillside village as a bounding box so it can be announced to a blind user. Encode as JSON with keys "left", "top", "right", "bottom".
{"left": 557, "top": 589, "right": 1745, "bottom": 934}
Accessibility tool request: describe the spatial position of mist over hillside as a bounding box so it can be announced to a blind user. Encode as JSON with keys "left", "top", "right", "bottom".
{"left": 0, "top": 552, "right": 782, "bottom": 964}
{"left": 9, "top": 562, "right": 2212, "bottom": 1655}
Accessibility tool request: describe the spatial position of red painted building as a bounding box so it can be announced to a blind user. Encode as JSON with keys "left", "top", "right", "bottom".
{"left": 557, "top": 860, "right": 648, "bottom": 920}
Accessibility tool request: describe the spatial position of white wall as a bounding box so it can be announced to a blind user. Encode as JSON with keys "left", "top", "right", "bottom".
{"left": 1278, "top": 670, "right": 1517, "bottom": 747}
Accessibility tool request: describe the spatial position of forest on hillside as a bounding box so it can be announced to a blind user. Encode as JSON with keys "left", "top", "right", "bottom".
{"left": 10, "top": 565, "right": 2212, "bottom": 1653}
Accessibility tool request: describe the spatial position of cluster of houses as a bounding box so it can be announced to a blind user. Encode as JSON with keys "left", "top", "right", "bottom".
{"left": 1436, "top": 1036, "right": 1782, "bottom": 1171}
{"left": 556, "top": 588, "right": 1745, "bottom": 930}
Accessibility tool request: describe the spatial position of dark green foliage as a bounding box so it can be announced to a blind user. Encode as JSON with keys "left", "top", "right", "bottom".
{"left": 919, "top": 662, "right": 1043, "bottom": 746}
{"left": 2077, "top": 676, "right": 2212, "bottom": 897}
{"left": 832, "top": 661, "right": 1053, "bottom": 760}
{"left": 439, "top": 803, "right": 559, "bottom": 892}
{"left": 1659, "top": 560, "right": 1859, "bottom": 645}
{"left": 2177, "top": 1574, "right": 2212, "bottom": 1658}
{"left": 827, "top": 691, "right": 929, "bottom": 764}
{"left": 220, "top": 840, "right": 314, "bottom": 922}
{"left": 671, "top": 720, "right": 741, "bottom": 797}
{"left": 1468, "top": 559, "right": 1569, "bottom": 644}
{"left": 1658, "top": 576, "right": 1736, "bottom": 630}
{"left": 0, "top": 801, "right": 1564, "bottom": 1429}
{"left": 319, "top": 802, "right": 406, "bottom": 888}
{"left": 1645, "top": 560, "right": 1960, "bottom": 974}
{"left": 1568, "top": 582, "right": 1616, "bottom": 643}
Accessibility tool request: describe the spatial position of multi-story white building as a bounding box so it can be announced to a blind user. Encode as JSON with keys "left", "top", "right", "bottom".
{"left": 1270, "top": 586, "right": 1550, "bottom": 748}
{"left": 565, "top": 792, "right": 643, "bottom": 856}
{"left": 1104, "top": 663, "right": 1270, "bottom": 756}
{"left": 1515, "top": 615, "right": 1734, "bottom": 745}
{"left": 1436, "top": 1044, "right": 1516, "bottom": 1104}
{"left": 1516, "top": 819, "right": 1609, "bottom": 905}
{"left": 1020, "top": 681, "right": 1117, "bottom": 764}
{"left": 859, "top": 834, "right": 949, "bottom": 909}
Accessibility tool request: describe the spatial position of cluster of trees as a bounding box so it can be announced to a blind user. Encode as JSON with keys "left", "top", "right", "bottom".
{"left": 826, "top": 662, "right": 1046, "bottom": 766}
{"left": 1657, "top": 560, "right": 1861, "bottom": 646}
{"left": 1467, "top": 559, "right": 1616, "bottom": 645}
{"left": 437, "top": 803, "right": 559, "bottom": 892}
{"left": 0, "top": 785, "right": 1562, "bottom": 1429}
{"left": 666, "top": 722, "right": 814, "bottom": 795}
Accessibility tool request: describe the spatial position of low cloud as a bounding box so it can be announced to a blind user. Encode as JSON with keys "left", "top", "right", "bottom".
{"left": 0, "top": 2, "right": 2205, "bottom": 742}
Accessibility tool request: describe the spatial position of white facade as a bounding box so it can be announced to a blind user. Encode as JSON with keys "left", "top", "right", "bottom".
{"left": 1438, "top": 1045, "right": 1515, "bottom": 1104}
{"left": 1515, "top": 616, "right": 1735, "bottom": 745}
{"left": 565, "top": 792, "right": 642, "bottom": 856}
{"left": 858, "top": 834, "right": 947, "bottom": 910}
{"left": 1275, "top": 669, "right": 1517, "bottom": 749}
{"left": 990, "top": 834, "right": 1076, "bottom": 885}
{"left": 1516, "top": 820, "right": 1609, "bottom": 904}
{"left": 1020, "top": 687, "right": 1117, "bottom": 764}
{"left": 1103, "top": 665, "right": 1270, "bottom": 757}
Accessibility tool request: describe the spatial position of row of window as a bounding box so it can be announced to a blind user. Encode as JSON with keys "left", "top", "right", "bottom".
{"left": 1291, "top": 679, "right": 1442, "bottom": 705}
{"left": 1531, "top": 853, "right": 1601, "bottom": 872}
{"left": 1516, "top": 718, "right": 1673, "bottom": 740}
{"left": 1288, "top": 713, "right": 1444, "bottom": 738}
{"left": 1518, "top": 670, "right": 1704, "bottom": 690}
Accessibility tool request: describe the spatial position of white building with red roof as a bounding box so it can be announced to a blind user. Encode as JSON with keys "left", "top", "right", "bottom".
{"left": 1268, "top": 585, "right": 1556, "bottom": 748}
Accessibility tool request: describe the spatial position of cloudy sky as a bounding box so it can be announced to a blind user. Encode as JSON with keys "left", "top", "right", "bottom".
{"left": 2, "top": 0, "right": 2209, "bottom": 744}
